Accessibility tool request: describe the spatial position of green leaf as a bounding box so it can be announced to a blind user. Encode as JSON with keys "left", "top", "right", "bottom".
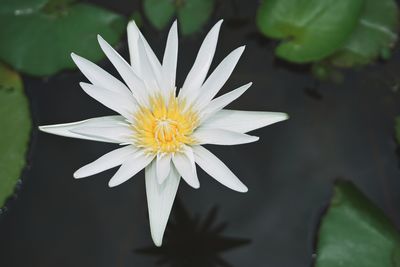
{"left": 130, "top": 11, "right": 143, "bottom": 28}
{"left": 177, "top": 0, "right": 214, "bottom": 35}
{"left": 256, "top": 0, "right": 364, "bottom": 63}
{"left": 0, "top": 0, "right": 48, "bottom": 15}
{"left": 395, "top": 116, "right": 400, "bottom": 145}
{"left": 0, "top": 63, "right": 31, "bottom": 207}
{"left": 143, "top": 0, "right": 214, "bottom": 35}
{"left": 315, "top": 181, "right": 400, "bottom": 267}
{"left": 0, "top": 1, "right": 126, "bottom": 76}
{"left": 143, "top": 0, "right": 175, "bottom": 30}
{"left": 330, "top": 0, "right": 399, "bottom": 67}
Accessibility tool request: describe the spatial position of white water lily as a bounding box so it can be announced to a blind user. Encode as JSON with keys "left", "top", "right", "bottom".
{"left": 39, "top": 20, "right": 288, "bottom": 246}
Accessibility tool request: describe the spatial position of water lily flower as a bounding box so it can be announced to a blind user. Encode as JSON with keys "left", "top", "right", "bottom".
{"left": 39, "top": 20, "right": 288, "bottom": 246}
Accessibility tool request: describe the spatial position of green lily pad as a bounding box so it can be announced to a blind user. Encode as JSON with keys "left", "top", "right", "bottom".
{"left": 315, "top": 180, "right": 400, "bottom": 267}
{"left": 256, "top": 0, "right": 364, "bottom": 63}
{"left": 178, "top": 0, "right": 214, "bottom": 35}
{"left": 0, "top": 1, "right": 126, "bottom": 76}
{"left": 330, "top": 0, "right": 398, "bottom": 67}
{"left": 130, "top": 11, "right": 144, "bottom": 28}
{"left": 143, "top": 0, "right": 214, "bottom": 35}
{"left": 0, "top": 0, "right": 48, "bottom": 15}
{"left": 0, "top": 63, "right": 31, "bottom": 207}
{"left": 143, "top": 0, "right": 175, "bottom": 30}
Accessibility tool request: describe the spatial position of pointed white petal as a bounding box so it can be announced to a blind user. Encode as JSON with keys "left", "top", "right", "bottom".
{"left": 179, "top": 20, "right": 223, "bottom": 102}
{"left": 79, "top": 82, "right": 136, "bottom": 119}
{"left": 192, "top": 145, "right": 248, "bottom": 192}
{"left": 70, "top": 53, "right": 133, "bottom": 100}
{"left": 137, "top": 38, "right": 160, "bottom": 94}
{"left": 127, "top": 20, "right": 141, "bottom": 72}
{"left": 140, "top": 37, "right": 162, "bottom": 77}
{"left": 139, "top": 35, "right": 163, "bottom": 90}
{"left": 201, "top": 82, "right": 252, "bottom": 120}
{"left": 39, "top": 116, "right": 126, "bottom": 143}
{"left": 127, "top": 20, "right": 163, "bottom": 84}
{"left": 145, "top": 161, "right": 180, "bottom": 246}
{"left": 172, "top": 147, "right": 199, "bottom": 189}
{"left": 108, "top": 151, "right": 154, "bottom": 187}
{"left": 74, "top": 145, "right": 137, "bottom": 179}
{"left": 201, "top": 109, "right": 289, "bottom": 134}
{"left": 156, "top": 154, "right": 171, "bottom": 184}
{"left": 195, "top": 46, "right": 245, "bottom": 109}
{"left": 193, "top": 128, "right": 259, "bottom": 145}
{"left": 71, "top": 123, "right": 132, "bottom": 144}
{"left": 162, "top": 21, "right": 178, "bottom": 93}
{"left": 97, "top": 35, "right": 148, "bottom": 103}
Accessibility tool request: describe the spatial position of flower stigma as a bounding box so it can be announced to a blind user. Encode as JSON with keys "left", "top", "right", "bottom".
{"left": 131, "top": 93, "right": 199, "bottom": 154}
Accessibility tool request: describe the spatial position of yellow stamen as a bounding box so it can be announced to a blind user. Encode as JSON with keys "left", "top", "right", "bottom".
{"left": 131, "top": 93, "right": 199, "bottom": 154}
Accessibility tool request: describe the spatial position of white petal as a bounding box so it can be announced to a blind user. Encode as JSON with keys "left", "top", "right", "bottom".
{"left": 127, "top": 20, "right": 141, "bottom": 72}
{"left": 193, "top": 128, "right": 259, "bottom": 145}
{"left": 201, "top": 109, "right": 289, "bottom": 134}
{"left": 127, "top": 20, "right": 163, "bottom": 84}
{"left": 74, "top": 145, "right": 137, "bottom": 179}
{"left": 97, "top": 35, "right": 148, "bottom": 103}
{"left": 162, "top": 21, "right": 178, "bottom": 93}
{"left": 140, "top": 38, "right": 162, "bottom": 78}
{"left": 145, "top": 161, "right": 180, "bottom": 246}
{"left": 172, "top": 147, "right": 199, "bottom": 189}
{"left": 70, "top": 53, "right": 133, "bottom": 100}
{"left": 108, "top": 151, "right": 154, "bottom": 187}
{"left": 39, "top": 116, "right": 126, "bottom": 143}
{"left": 192, "top": 145, "right": 248, "bottom": 192}
{"left": 79, "top": 82, "right": 136, "bottom": 119}
{"left": 71, "top": 123, "right": 132, "bottom": 144}
{"left": 195, "top": 46, "right": 245, "bottom": 109}
{"left": 201, "top": 82, "right": 252, "bottom": 120}
{"left": 137, "top": 38, "right": 160, "bottom": 94}
{"left": 139, "top": 36, "right": 163, "bottom": 90}
{"left": 179, "top": 20, "right": 223, "bottom": 102}
{"left": 156, "top": 154, "right": 171, "bottom": 184}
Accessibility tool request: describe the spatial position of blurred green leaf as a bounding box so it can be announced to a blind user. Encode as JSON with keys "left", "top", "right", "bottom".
{"left": 143, "top": 0, "right": 214, "bottom": 35}
{"left": 130, "top": 10, "right": 143, "bottom": 28}
{"left": 144, "top": 0, "right": 175, "bottom": 30}
{"left": 395, "top": 116, "right": 400, "bottom": 145}
{"left": 0, "top": 1, "right": 126, "bottom": 76}
{"left": 315, "top": 180, "right": 400, "bottom": 267}
{"left": 0, "top": 0, "right": 48, "bottom": 15}
{"left": 0, "top": 63, "right": 31, "bottom": 207}
{"left": 256, "top": 0, "right": 364, "bottom": 63}
{"left": 177, "top": 0, "right": 214, "bottom": 35}
{"left": 330, "top": 0, "right": 398, "bottom": 67}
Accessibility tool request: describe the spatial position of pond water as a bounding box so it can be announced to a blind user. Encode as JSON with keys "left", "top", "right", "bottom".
{"left": 1, "top": 0, "right": 400, "bottom": 266}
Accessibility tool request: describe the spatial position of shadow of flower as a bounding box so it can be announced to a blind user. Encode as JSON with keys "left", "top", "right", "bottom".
{"left": 136, "top": 199, "right": 250, "bottom": 267}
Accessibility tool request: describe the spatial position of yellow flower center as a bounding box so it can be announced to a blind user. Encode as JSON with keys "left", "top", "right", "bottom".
{"left": 131, "top": 93, "right": 199, "bottom": 154}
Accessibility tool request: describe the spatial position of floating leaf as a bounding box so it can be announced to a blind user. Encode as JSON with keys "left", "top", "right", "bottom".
{"left": 256, "top": 0, "right": 364, "bottom": 63}
{"left": 0, "top": 63, "right": 31, "bottom": 207}
{"left": 0, "top": 1, "right": 126, "bottom": 76}
{"left": 143, "top": 0, "right": 175, "bottom": 30}
{"left": 130, "top": 10, "right": 143, "bottom": 28}
{"left": 315, "top": 181, "right": 400, "bottom": 267}
{"left": 178, "top": 0, "right": 214, "bottom": 35}
{"left": 0, "top": 0, "right": 48, "bottom": 15}
{"left": 143, "top": 0, "right": 214, "bottom": 35}
{"left": 330, "top": 0, "right": 399, "bottom": 67}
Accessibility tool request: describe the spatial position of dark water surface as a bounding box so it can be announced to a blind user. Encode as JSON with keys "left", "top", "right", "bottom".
{"left": 1, "top": 0, "right": 400, "bottom": 266}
